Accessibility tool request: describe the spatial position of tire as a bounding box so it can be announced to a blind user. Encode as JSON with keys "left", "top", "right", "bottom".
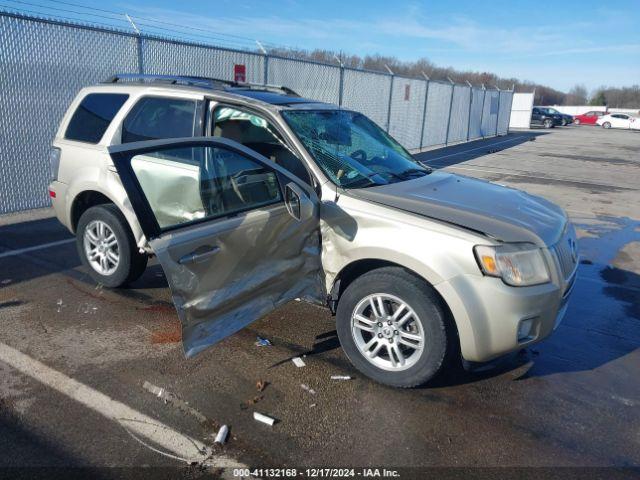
{"left": 336, "top": 267, "right": 453, "bottom": 388}
{"left": 603, "top": 122, "right": 611, "bottom": 129}
{"left": 574, "top": 118, "right": 580, "bottom": 125}
{"left": 76, "top": 204, "right": 148, "bottom": 287}
{"left": 561, "top": 119, "right": 567, "bottom": 126}
{"left": 543, "top": 119, "right": 553, "bottom": 129}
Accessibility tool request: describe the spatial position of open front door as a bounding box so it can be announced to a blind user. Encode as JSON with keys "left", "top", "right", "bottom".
{"left": 109, "top": 137, "right": 324, "bottom": 357}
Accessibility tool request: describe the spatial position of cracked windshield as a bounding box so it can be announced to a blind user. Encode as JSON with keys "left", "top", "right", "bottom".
{"left": 282, "top": 110, "right": 430, "bottom": 188}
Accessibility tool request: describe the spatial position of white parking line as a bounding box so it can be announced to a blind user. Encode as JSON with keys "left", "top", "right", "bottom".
{"left": 0, "top": 238, "right": 75, "bottom": 259}
{"left": 0, "top": 341, "right": 245, "bottom": 470}
{"left": 420, "top": 135, "right": 528, "bottom": 163}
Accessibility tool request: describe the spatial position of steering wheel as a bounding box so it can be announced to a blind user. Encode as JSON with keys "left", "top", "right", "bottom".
{"left": 350, "top": 149, "right": 367, "bottom": 162}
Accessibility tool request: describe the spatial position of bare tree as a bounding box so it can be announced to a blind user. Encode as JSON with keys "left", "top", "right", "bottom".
{"left": 564, "top": 84, "right": 588, "bottom": 105}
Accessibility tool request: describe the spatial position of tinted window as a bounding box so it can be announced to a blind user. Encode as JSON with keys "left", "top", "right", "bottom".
{"left": 123, "top": 97, "right": 197, "bottom": 143}
{"left": 130, "top": 146, "right": 281, "bottom": 229}
{"left": 65, "top": 93, "right": 129, "bottom": 143}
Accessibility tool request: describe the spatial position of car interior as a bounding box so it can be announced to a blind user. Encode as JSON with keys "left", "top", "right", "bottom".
{"left": 212, "top": 107, "right": 312, "bottom": 185}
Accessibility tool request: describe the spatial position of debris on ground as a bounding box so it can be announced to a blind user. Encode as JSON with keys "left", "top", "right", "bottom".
{"left": 253, "top": 412, "right": 276, "bottom": 426}
{"left": 292, "top": 357, "right": 306, "bottom": 368}
{"left": 56, "top": 299, "right": 63, "bottom": 312}
{"left": 214, "top": 425, "right": 229, "bottom": 444}
{"left": 330, "top": 375, "right": 352, "bottom": 381}
{"left": 142, "top": 381, "right": 210, "bottom": 425}
{"left": 246, "top": 395, "right": 264, "bottom": 405}
{"left": 255, "top": 336, "right": 271, "bottom": 347}
{"left": 309, "top": 403, "right": 317, "bottom": 408}
{"left": 300, "top": 384, "right": 316, "bottom": 395}
{"left": 256, "top": 380, "right": 268, "bottom": 392}
{"left": 1, "top": 279, "right": 12, "bottom": 285}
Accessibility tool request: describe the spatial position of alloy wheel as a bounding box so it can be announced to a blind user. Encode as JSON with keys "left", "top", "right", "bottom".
{"left": 351, "top": 293, "right": 425, "bottom": 371}
{"left": 83, "top": 220, "right": 119, "bottom": 276}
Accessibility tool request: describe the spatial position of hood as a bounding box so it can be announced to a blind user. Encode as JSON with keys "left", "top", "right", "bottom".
{"left": 346, "top": 171, "right": 567, "bottom": 246}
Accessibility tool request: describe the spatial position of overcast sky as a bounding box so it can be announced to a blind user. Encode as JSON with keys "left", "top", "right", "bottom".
{"left": 8, "top": 0, "right": 640, "bottom": 92}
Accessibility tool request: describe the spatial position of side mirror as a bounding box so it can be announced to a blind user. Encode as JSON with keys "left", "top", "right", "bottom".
{"left": 284, "top": 182, "right": 313, "bottom": 222}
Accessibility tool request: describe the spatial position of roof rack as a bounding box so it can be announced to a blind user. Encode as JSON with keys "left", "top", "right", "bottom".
{"left": 231, "top": 82, "right": 300, "bottom": 97}
{"left": 103, "top": 73, "right": 299, "bottom": 97}
{"left": 104, "top": 73, "right": 234, "bottom": 89}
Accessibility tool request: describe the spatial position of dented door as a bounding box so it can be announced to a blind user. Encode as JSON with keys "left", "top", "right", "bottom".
{"left": 109, "top": 137, "right": 324, "bottom": 357}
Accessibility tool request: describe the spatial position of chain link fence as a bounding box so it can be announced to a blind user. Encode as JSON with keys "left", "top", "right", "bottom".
{"left": 0, "top": 11, "right": 514, "bottom": 214}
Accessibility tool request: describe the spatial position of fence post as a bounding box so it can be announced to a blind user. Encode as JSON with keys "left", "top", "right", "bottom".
{"left": 465, "top": 81, "right": 473, "bottom": 141}
{"left": 506, "top": 84, "right": 516, "bottom": 135}
{"left": 334, "top": 54, "right": 344, "bottom": 107}
{"left": 494, "top": 86, "right": 501, "bottom": 137}
{"left": 419, "top": 71, "right": 430, "bottom": 151}
{"left": 384, "top": 64, "right": 394, "bottom": 133}
{"left": 444, "top": 77, "right": 455, "bottom": 146}
{"left": 125, "top": 14, "right": 144, "bottom": 74}
{"left": 480, "top": 84, "right": 487, "bottom": 139}
{"left": 256, "top": 41, "right": 268, "bottom": 85}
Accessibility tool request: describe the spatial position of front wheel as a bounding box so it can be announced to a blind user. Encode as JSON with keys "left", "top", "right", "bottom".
{"left": 336, "top": 267, "right": 452, "bottom": 388}
{"left": 602, "top": 122, "right": 611, "bottom": 129}
{"left": 76, "top": 204, "right": 148, "bottom": 287}
{"left": 574, "top": 118, "right": 580, "bottom": 125}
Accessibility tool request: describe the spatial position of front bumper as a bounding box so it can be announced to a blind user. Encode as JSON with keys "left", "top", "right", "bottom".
{"left": 435, "top": 260, "right": 576, "bottom": 363}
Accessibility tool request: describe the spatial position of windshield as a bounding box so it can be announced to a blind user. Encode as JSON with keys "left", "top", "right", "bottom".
{"left": 281, "top": 109, "right": 430, "bottom": 188}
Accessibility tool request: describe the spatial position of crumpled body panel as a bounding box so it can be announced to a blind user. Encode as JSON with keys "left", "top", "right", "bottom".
{"left": 150, "top": 204, "right": 324, "bottom": 357}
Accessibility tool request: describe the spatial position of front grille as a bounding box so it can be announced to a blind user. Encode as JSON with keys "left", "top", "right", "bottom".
{"left": 553, "top": 225, "right": 578, "bottom": 280}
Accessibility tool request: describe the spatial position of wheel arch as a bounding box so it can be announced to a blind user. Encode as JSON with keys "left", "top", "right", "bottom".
{"left": 329, "top": 258, "right": 461, "bottom": 357}
{"left": 70, "top": 190, "right": 114, "bottom": 233}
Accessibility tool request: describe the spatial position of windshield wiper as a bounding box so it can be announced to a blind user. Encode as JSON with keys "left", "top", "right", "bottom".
{"left": 397, "top": 167, "right": 431, "bottom": 178}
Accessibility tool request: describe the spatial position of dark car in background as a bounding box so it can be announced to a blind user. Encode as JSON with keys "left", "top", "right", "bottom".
{"left": 531, "top": 107, "right": 563, "bottom": 128}
{"left": 545, "top": 108, "right": 573, "bottom": 126}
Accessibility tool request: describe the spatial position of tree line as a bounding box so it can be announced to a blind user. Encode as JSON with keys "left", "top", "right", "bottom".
{"left": 267, "top": 47, "right": 639, "bottom": 108}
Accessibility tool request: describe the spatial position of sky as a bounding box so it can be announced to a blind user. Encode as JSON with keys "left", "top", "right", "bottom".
{"left": 5, "top": 0, "right": 640, "bottom": 92}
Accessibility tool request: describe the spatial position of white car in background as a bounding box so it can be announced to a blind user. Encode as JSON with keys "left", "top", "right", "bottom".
{"left": 596, "top": 113, "right": 640, "bottom": 130}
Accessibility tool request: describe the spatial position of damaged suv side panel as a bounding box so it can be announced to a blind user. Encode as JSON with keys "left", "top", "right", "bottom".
{"left": 109, "top": 137, "right": 325, "bottom": 357}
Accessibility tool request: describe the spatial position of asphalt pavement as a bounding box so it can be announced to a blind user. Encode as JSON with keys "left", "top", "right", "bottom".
{"left": 0, "top": 126, "right": 638, "bottom": 478}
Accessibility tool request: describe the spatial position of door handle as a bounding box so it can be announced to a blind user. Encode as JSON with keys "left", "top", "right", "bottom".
{"left": 179, "top": 246, "right": 220, "bottom": 265}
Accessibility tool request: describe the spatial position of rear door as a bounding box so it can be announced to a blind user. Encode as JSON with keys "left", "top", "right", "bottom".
{"left": 531, "top": 108, "right": 542, "bottom": 125}
{"left": 109, "top": 137, "right": 324, "bottom": 357}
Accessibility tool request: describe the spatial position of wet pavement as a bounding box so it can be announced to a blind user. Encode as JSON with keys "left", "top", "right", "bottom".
{"left": 0, "top": 126, "right": 638, "bottom": 477}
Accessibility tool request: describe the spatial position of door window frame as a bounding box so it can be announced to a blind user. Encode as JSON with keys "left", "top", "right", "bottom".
{"left": 120, "top": 95, "right": 206, "bottom": 144}
{"left": 207, "top": 101, "right": 315, "bottom": 187}
{"left": 109, "top": 137, "right": 315, "bottom": 239}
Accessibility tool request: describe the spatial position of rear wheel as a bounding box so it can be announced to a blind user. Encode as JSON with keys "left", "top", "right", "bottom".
{"left": 336, "top": 267, "right": 453, "bottom": 388}
{"left": 76, "top": 204, "right": 147, "bottom": 287}
{"left": 603, "top": 121, "right": 611, "bottom": 129}
{"left": 543, "top": 119, "right": 553, "bottom": 129}
{"left": 561, "top": 118, "right": 567, "bottom": 126}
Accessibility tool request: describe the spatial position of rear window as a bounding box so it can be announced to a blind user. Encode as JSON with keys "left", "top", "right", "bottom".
{"left": 122, "top": 97, "right": 197, "bottom": 143}
{"left": 65, "top": 93, "right": 129, "bottom": 143}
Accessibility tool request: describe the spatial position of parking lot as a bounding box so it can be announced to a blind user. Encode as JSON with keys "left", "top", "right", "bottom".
{"left": 0, "top": 126, "right": 638, "bottom": 476}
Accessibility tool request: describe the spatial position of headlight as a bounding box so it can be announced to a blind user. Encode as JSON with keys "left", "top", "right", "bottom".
{"left": 474, "top": 243, "right": 550, "bottom": 286}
